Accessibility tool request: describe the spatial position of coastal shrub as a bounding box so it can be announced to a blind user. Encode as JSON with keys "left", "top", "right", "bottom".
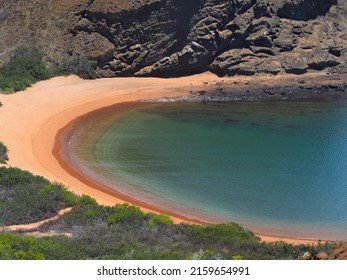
{"left": 107, "top": 204, "right": 145, "bottom": 225}
{"left": 0, "top": 166, "right": 339, "bottom": 260}
{"left": 0, "top": 142, "right": 9, "bottom": 163}
{"left": 191, "top": 249, "right": 222, "bottom": 260}
{"left": 0, "top": 167, "right": 78, "bottom": 225}
{"left": 53, "top": 55, "right": 96, "bottom": 79}
{"left": 0, "top": 233, "right": 76, "bottom": 260}
{"left": 77, "top": 194, "right": 98, "bottom": 207}
{"left": 187, "top": 223, "right": 258, "bottom": 245}
{"left": 148, "top": 213, "right": 173, "bottom": 227}
{"left": 0, "top": 234, "right": 45, "bottom": 260}
{"left": 0, "top": 46, "right": 97, "bottom": 93}
{"left": 0, "top": 45, "right": 51, "bottom": 93}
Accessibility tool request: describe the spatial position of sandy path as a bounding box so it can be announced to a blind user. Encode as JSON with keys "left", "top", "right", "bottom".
{"left": 0, "top": 72, "right": 333, "bottom": 244}
{"left": 0, "top": 207, "right": 73, "bottom": 232}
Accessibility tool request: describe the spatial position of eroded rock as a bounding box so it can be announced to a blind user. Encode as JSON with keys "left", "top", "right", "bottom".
{"left": 0, "top": 0, "right": 346, "bottom": 77}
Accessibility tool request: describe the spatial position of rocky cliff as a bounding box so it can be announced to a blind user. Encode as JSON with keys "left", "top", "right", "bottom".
{"left": 0, "top": 0, "right": 346, "bottom": 78}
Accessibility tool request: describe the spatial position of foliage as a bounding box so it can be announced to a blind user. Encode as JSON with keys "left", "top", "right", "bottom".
{"left": 0, "top": 142, "right": 8, "bottom": 164}
{"left": 187, "top": 223, "right": 257, "bottom": 244}
{"left": 0, "top": 166, "right": 339, "bottom": 260}
{"left": 148, "top": 213, "right": 173, "bottom": 227}
{"left": 0, "top": 46, "right": 51, "bottom": 93}
{"left": 52, "top": 55, "right": 96, "bottom": 79}
{"left": 107, "top": 204, "right": 145, "bottom": 225}
{"left": 0, "top": 167, "right": 78, "bottom": 225}
{"left": 0, "top": 45, "right": 96, "bottom": 93}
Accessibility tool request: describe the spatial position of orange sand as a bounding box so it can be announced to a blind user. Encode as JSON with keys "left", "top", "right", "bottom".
{"left": 0, "top": 73, "right": 330, "bottom": 244}
{"left": 0, "top": 208, "right": 73, "bottom": 232}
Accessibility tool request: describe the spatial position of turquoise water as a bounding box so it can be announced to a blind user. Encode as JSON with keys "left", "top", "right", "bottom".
{"left": 70, "top": 101, "right": 347, "bottom": 240}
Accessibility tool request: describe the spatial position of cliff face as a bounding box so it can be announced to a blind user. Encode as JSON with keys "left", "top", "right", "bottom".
{"left": 0, "top": 0, "right": 346, "bottom": 77}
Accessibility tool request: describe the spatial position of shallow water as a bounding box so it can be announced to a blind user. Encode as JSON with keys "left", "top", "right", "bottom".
{"left": 69, "top": 100, "right": 347, "bottom": 240}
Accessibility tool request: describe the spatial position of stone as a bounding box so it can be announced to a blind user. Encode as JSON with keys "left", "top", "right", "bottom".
{"left": 307, "top": 49, "right": 341, "bottom": 70}
{"left": 274, "top": 27, "right": 297, "bottom": 52}
{"left": 0, "top": 0, "right": 346, "bottom": 77}
{"left": 280, "top": 52, "right": 309, "bottom": 74}
{"left": 276, "top": 0, "right": 337, "bottom": 21}
{"left": 72, "top": 31, "right": 115, "bottom": 64}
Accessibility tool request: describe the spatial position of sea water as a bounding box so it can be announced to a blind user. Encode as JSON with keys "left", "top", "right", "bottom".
{"left": 69, "top": 100, "right": 347, "bottom": 240}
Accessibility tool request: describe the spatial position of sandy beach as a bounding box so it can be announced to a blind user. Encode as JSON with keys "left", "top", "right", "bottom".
{"left": 0, "top": 72, "right": 342, "bottom": 245}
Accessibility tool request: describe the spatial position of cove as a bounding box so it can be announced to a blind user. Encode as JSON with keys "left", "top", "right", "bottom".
{"left": 67, "top": 100, "right": 347, "bottom": 240}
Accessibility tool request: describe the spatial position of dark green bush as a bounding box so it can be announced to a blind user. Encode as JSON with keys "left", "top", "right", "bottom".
{"left": 0, "top": 142, "right": 8, "bottom": 163}
{"left": 187, "top": 223, "right": 258, "bottom": 244}
{"left": 0, "top": 46, "right": 97, "bottom": 93}
{"left": 0, "top": 46, "right": 51, "bottom": 93}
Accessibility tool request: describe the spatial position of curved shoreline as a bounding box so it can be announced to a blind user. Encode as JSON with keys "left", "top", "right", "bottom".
{"left": 1, "top": 73, "right": 345, "bottom": 244}
{"left": 53, "top": 104, "right": 206, "bottom": 225}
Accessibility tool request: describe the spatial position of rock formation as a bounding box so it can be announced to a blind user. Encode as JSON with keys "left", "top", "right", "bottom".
{"left": 316, "top": 243, "right": 347, "bottom": 260}
{"left": 0, "top": 0, "right": 346, "bottom": 77}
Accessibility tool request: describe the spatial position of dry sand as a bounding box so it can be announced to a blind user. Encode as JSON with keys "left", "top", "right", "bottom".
{"left": 0, "top": 72, "right": 332, "bottom": 244}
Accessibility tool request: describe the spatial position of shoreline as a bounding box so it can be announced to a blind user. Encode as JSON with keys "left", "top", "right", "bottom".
{"left": 1, "top": 72, "right": 346, "bottom": 245}
{"left": 53, "top": 107, "right": 206, "bottom": 225}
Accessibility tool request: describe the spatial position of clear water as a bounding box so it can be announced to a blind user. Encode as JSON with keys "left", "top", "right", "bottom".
{"left": 70, "top": 101, "right": 347, "bottom": 240}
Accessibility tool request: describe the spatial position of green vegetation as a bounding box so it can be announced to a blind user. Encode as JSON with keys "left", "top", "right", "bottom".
{"left": 52, "top": 55, "right": 96, "bottom": 80}
{"left": 0, "top": 46, "right": 51, "bottom": 93}
{"left": 0, "top": 167, "right": 77, "bottom": 226}
{"left": 0, "top": 166, "right": 339, "bottom": 260}
{"left": 0, "top": 45, "right": 96, "bottom": 93}
{"left": 0, "top": 142, "right": 9, "bottom": 164}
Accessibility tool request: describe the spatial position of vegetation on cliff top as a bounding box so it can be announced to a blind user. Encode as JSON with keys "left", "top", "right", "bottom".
{"left": 0, "top": 46, "right": 96, "bottom": 93}
{"left": 0, "top": 166, "right": 338, "bottom": 260}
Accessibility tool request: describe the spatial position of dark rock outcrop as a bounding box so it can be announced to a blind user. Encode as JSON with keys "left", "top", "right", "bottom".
{"left": 0, "top": 0, "right": 346, "bottom": 77}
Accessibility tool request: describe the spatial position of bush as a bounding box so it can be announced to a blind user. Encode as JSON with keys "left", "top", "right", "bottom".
{"left": 0, "top": 46, "right": 51, "bottom": 93}
{"left": 148, "top": 213, "right": 173, "bottom": 227}
{"left": 0, "top": 166, "right": 338, "bottom": 260}
{"left": 0, "top": 142, "right": 9, "bottom": 163}
{"left": 53, "top": 55, "right": 96, "bottom": 79}
{"left": 0, "top": 45, "right": 97, "bottom": 93}
{"left": 0, "top": 167, "right": 78, "bottom": 225}
{"left": 107, "top": 204, "right": 145, "bottom": 225}
{"left": 187, "top": 223, "right": 257, "bottom": 245}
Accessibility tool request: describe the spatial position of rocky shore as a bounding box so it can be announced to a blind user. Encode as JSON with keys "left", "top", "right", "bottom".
{"left": 147, "top": 73, "right": 347, "bottom": 103}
